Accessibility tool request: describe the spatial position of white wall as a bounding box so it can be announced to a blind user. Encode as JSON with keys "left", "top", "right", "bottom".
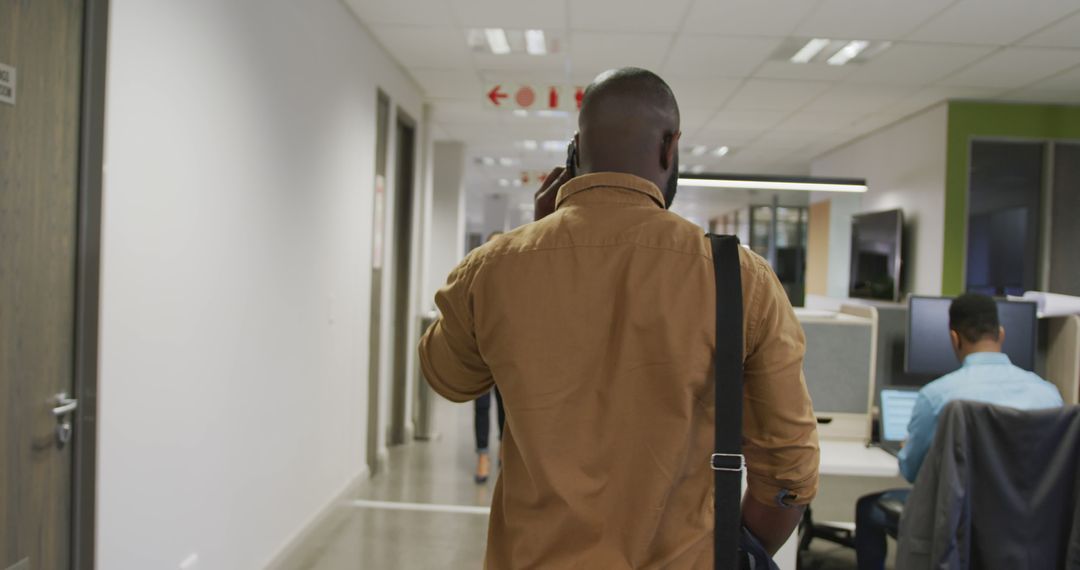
{"left": 812, "top": 104, "right": 949, "bottom": 297}
{"left": 425, "top": 141, "right": 467, "bottom": 304}
{"left": 98, "top": 1, "right": 423, "bottom": 568}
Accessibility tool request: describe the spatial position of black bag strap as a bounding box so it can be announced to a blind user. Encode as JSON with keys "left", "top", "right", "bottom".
{"left": 708, "top": 234, "right": 745, "bottom": 570}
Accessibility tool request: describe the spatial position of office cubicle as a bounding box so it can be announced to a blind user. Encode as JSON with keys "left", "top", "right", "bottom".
{"left": 798, "top": 306, "right": 877, "bottom": 441}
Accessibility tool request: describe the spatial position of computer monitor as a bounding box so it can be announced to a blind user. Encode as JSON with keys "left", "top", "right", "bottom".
{"left": 905, "top": 296, "right": 1038, "bottom": 376}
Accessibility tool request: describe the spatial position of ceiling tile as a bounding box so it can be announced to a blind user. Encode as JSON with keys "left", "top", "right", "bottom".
{"left": 567, "top": 32, "right": 672, "bottom": 76}
{"left": 1031, "top": 65, "right": 1080, "bottom": 90}
{"left": 570, "top": 0, "right": 695, "bottom": 33}
{"left": 997, "top": 88, "right": 1080, "bottom": 105}
{"left": 802, "top": 84, "right": 917, "bottom": 114}
{"left": 795, "top": 0, "right": 953, "bottom": 40}
{"left": 472, "top": 53, "right": 566, "bottom": 72}
{"left": 940, "top": 47, "right": 1080, "bottom": 89}
{"left": 908, "top": 0, "right": 1079, "bottom": 45}
{"left": 411, "top": 69, "right": 484, "bottom": 99}
{"left": 682, "top": 0, "right": 817, "bottom": 36}
{"left": 369, "top": 26, "right": 473, "bottom": 69}
{"left": 884, "top": 86, "right": 1005, "bottom": 116}
{"left": 703, "top": 109, "right": 788, "bottom": 131}
{"left": 679, "top": 107, "right": 720, "bottom": 135}
{"left": 344, "top": 0, "right": 456, "bottom": 26}
{"left": 845, "top": 43, "right": 995, "bottom": 85}
{"left": 449, "top": 0, "right": 566, "bottom": 29}
{"left": 1022, "top": 10, "right": 1080, "bottom": 48}
{"left": 774, "top": 112, "right": 869, "bottom": 134}
{"left": 688, "top": 128, "right": 763, "bottom": 147}
{"left": 725, "top": 79, "right": 832, "bottom": 111}
{"left": 665, "top": 78, "right": 741, "bottom": 109}
{"left": 663, "top": 36, "right": 783, "bottom": 78}
{"left": 753, "top": 60, "right": 857, "bottom": 82}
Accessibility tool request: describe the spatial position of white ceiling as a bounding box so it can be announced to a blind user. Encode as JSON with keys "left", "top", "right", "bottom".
{"left": 346, "top": 0, "right": 1080, "bottom": 220}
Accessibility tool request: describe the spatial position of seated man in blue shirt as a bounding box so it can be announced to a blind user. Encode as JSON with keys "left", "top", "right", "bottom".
{"left": 855, "top": 293, "right": 1063, "bottom": 570}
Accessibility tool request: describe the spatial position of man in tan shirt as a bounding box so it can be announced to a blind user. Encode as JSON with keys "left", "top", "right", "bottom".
{"left": 420, "top": 68, "right": 819, "bottom": 569}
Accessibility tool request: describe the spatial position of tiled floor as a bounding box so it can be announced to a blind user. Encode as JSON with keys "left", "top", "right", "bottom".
{"left": 299, "top": 396, "right": 899, "bottom": 569}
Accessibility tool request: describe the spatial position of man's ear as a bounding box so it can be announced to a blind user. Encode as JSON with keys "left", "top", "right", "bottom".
{"left": 998, "top": 326, "right": 1006, "bottom": 345}
{"left": 661, "top": 131, "right": 681, "bottom": 170}
{"left": 950, "top": 330, "right": 962, "bottom": 353}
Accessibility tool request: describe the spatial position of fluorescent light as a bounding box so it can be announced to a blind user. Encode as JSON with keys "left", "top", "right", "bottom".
{"left": 481, "top": 156, "right": 495, "bottom": 166}
{"left": 678, "top": 178, "right": 868, "bottom": 193}
{"left": 713, "top": 146, "right": 730, "bottom": 157}
{"left": 827, "top": 40, "right": 869, "bottom": 66}
{"left": 498, "top": 179, "right": 510, "bottom": 187}
{"left": 689, "top": 164, "right": 706, "bottom": 174}
{"left": 791, "top": 38, "right": 831, "bottom": 64}
{"left": 521, "top": 140, "right": 538, "bottom": 150}
{"left": 541, "top": 140, "right": 564, "bottom": 152}
{"left": 691, "top": 145, "right": 707, "bottom": 156}
{"left": 485, "top": 28, "right": 511, "bottom": 55}
{"left": 512, "top": 179, "right": 523, "bottom": 187}
{"left": 678, "top": 163, "right": 688, "bottom": 173}
{"left": 512, "top": 109, "right": 529, "bottom": 118}
{"left": 498, "top": 157, "right": 516, "bottom": 167}
{"left": 525, "top": 30, "right": 547, "bottom": 55}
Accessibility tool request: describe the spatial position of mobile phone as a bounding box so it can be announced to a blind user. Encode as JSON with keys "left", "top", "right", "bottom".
{"left": 565, "top": 140, "right": 577, "bottom": 178}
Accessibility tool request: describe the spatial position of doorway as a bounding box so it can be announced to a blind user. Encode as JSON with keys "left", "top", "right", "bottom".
{"left": 1, "top": 0, "right": 107, "bottom": 568}
{"left": 388, "top": 112, "right": 417, "bottom": 447}
{"left": 366, "top": 91, "right": 391, "bottom": 475}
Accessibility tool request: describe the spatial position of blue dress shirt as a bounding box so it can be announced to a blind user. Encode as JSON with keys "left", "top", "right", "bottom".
{"left": 897, "top": 352, "right": 1064, "bottom": 482}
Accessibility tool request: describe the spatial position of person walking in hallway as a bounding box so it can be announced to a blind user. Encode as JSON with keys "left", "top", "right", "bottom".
{"left": 420, "top": 67, "right": 819, "bottom": 568}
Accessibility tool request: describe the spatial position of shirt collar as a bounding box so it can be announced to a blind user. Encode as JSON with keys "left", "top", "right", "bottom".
{"left": 962, "top": 352, "right": 1011, "bottom": 367}
{"left": 555, "top": 172, "right": 666, "bottom": 209}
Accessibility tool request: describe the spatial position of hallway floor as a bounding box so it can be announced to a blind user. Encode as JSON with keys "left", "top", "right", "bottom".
{"left": 297, "top": 395, "right": 888, "bottom": 569}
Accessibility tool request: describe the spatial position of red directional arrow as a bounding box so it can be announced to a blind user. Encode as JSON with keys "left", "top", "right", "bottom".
{"left": 488, "top": 85, "right": 508, "bottom": 106}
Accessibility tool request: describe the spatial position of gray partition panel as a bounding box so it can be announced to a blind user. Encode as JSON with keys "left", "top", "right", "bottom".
{"left": 802, "top": 319, "right": 873, "bottom": 414}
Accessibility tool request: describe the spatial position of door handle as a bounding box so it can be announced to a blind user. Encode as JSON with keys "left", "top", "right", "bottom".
{"left": 52, "top": 395, "right": 78, "bottom": 416}
{"left": 51, "top": 392, "right": 78, "bottom": 448}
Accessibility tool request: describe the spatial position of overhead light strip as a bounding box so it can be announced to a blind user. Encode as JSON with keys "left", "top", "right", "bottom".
{"left": 827, "top": 40, "right": 869, "bottom": 66}
{"left": 790, "top": 38, "right": 831, "bottom": 64}
{"left": 525, "top": 30, "right": 547, "bottom": 55}
{"left": 485, "top": 28, "right": 511, "bottom": 55}
{"left": 678, "top": 178, "right": 867, "bottom": 193}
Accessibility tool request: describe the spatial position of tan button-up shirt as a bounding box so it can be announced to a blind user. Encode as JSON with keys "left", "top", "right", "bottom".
{"left": 420, "top": 172, "right": 819, "bottom": 569}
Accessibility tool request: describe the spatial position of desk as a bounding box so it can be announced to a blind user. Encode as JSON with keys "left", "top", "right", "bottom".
{"left": 819, "top": 439, "right": 899, "bottom": 478}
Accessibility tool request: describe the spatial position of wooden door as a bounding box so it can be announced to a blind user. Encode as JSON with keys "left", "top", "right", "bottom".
{"left": 1, "top": 1, "right": 86, "bottom": 568}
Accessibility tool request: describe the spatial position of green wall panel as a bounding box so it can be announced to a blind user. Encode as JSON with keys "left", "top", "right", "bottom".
{"left": 944, "top": 102, "right": 1080, "bottom": 295}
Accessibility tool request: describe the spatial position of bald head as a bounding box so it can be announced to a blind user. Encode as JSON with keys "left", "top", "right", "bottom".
{"left": 575, "top": 67, "right": 682, "bottom": 207}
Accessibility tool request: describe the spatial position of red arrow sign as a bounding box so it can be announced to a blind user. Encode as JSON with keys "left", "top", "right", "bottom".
{"left": 488, "top": 85, "right": 508, "bottom": 106}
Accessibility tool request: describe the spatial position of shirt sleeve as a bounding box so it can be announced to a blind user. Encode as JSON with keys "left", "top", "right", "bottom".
{"left": 418, "top": 256, "right": 494, "bottom": 402}
{"left": 741, "top": 255, "right": 820, "bottom": 507}
{"left": 897, "top": 392, "right": 936, "bottom": 483}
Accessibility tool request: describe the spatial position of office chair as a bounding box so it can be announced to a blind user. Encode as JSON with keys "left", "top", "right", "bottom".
{"left": 895, "top": 401, "right": 1080, "bottom": 569}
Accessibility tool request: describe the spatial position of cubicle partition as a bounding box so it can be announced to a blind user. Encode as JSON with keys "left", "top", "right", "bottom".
{"left": 799, "top": 307, "right": 877, "bottom": 441}
{"left": 1044, "top": 315, "right": 1080, "bottom": 405}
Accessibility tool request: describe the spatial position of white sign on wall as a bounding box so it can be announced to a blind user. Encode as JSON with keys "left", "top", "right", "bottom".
{"left": 0, "top": 62, "right": 15, "bottom": 106}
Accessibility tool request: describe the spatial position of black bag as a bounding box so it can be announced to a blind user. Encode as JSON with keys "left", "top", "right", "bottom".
{"left": 708, "top": 235, "right": 780, "bottom": 570}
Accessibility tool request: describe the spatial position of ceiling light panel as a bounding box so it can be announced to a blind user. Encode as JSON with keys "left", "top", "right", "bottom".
{"left": 828, "top": 40, "right": 869, "bottom": 66}
{"left": 790, "top": 38, "right": 831, "bottom": 64}
{"left": 485, "top": 28, "right": 511, "bottom": 55}
{"left": 525, "top": 29, "right": 547, "bottom": 55}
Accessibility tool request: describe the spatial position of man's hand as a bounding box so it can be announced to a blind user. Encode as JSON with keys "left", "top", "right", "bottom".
{"left": 534, "top": 166, "right": 572, "bottom": 222}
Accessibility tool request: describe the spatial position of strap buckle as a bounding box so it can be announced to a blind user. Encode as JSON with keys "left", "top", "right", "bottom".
{"left": 710, "top": 453, "right": 745, "bottom": 473}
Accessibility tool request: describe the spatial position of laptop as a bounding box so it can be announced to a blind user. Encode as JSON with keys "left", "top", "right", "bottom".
{"left": 878, "top": 388, "right": 920, "bottom": 457}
